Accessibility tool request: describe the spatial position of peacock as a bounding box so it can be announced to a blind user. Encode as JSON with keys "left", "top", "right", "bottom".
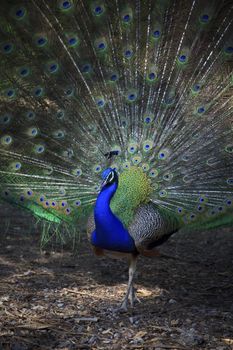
{"left": 0, "top": 0, "right": 233, "bottom": 311}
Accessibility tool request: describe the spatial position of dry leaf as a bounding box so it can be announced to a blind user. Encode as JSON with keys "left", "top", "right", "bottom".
{"left": 171, "top": 319, "right": 179, "bottom": 326}
{"left": 134, "top": 331, "right": 147, "bottom": 339}
{"left": 137, "top": 288, "right": 152, "bottom": 297}
{"left": 102, "top": 328, "right": 113, "bottom": 334}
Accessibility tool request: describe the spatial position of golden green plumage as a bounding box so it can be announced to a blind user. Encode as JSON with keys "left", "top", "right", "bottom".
{"left": 110, "top": 167, "right": 152, "bottom": 227}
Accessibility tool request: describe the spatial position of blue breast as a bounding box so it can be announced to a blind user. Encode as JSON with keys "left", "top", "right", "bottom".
{"left": 91, "top": 182, "right": 136, "bottom": 253}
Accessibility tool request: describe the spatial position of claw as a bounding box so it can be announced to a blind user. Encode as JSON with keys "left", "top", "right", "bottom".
{"left": 130, "top": 295, "right": 141, "bottom": 307}
{"left": 113, "top": 301, "right": 129, "bottom": 313}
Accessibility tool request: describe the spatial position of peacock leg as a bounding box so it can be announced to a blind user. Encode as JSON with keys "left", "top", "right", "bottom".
{"left": 129, "top": 285, "right": 141, "bottom": 306}
{"left": 116, "top": 255, "right": 138, "bottom": 312}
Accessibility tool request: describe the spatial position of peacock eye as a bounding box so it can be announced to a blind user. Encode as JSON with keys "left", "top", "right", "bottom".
{"left": 2, "top": 43, "right": 14, "bottom": 54}
{"left": 93, "top": 5, "right": 104, "bottom": 16}
{"left": 124, "top": 49, "right": 133, "bottom": 59}
{"left": 153, "top": 30, "right": 160, "bottom": 38}
{"left": 197, "top": 106, "right": 205, "bottom": 114}
{"left": 59, "top": 0, "right": 73, "bottom": 11}
{"left": 110, "top": 74, "right": 118, "bottom": 81}
{"left": 48, "top": 63, "right": 59, "bottom": 74}
{"left": 106, "top": 171, "right": 115, "bottom": 183}
{"left": 68, "top": 36, "right": 78, "bottom": 47}
{"left": 225, "top": 46, "right": 233, "bottom": 54}
{"left": 6, "top": 89, "right": 15, "bottom": 98}
{"left": 15, "top": 8, "right": 25, "bottom": 18}
{"left": 200, "top": 14, "right": 210, "bottom": 23}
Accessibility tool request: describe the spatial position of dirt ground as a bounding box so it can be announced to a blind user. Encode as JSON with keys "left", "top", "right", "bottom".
{"left": 0, "top": 207, "right": 233, "bottom": 350}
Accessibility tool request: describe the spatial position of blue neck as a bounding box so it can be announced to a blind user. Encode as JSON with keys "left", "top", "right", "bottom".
{"left": 91, "top": 182, "right": 136, "bottom": 252}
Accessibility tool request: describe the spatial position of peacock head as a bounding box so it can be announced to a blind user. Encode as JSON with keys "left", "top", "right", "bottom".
{"left": 101, "top": 168, "right": 118, "bottom": 189}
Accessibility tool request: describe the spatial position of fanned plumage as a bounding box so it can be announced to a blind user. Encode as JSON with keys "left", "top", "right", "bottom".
{"left": 0, "top": 0, "right": 233, "bottom": 309}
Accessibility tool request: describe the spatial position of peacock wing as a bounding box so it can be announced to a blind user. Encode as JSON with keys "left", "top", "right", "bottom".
{"left": 128, "top": 203, "right": 181, "bottom": 253}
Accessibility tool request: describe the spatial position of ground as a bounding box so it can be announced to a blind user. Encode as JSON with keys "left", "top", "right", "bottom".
{"left": 0, "top": 208, "right": 233, "bottom": 350}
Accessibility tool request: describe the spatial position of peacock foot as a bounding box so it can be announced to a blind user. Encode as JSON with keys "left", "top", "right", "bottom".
{"left": 113, "top": 300, "right": 129, "bottom": 313}
{"left": 113, "top": 288, "right": 140, "bottom": 313}
{"left": 112, "top": 295, "right": 131, "bottom": 313}
{"left": 129, "top": 287, "right": 141, "bottom": 307}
